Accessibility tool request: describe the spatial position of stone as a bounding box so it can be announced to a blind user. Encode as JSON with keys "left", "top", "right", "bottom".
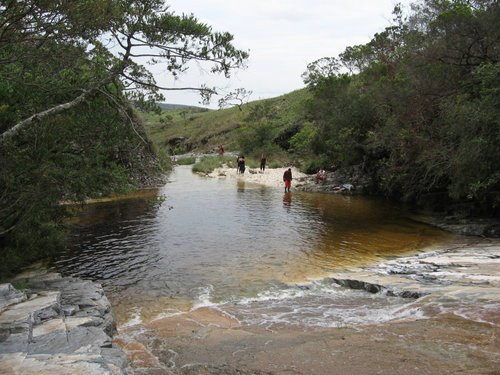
{"left": 62, "top": 304, "right": 79, "bottom": 316}
{"left": 0, "top": 292, "right": 59, "bottom": 327}
{"left": 329, "top": 277, "right": 384, "bottom": 294}
{"left": 0, "top": 274, "right": 127, "bottom": 374}
{"left": 0, "top": 331, "right": 31, "bottom": 353}
{"left": 28, "top": 326, "right": 111, "bottom": 355}
{"left": 0, "top": 284, "right": 27, "bottom": 312}
{"left": 484, "top": 224, "right": 500, "bottom": 238}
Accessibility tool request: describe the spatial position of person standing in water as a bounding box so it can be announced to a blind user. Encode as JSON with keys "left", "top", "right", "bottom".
{"left": 260, "top": 153, "right": 267, "bottom": 172}
{"left": 238, "top": 155, "right": 245, "bottom": 174}
{"left": 283, "top": 168, "right": 292, "bottom": 192}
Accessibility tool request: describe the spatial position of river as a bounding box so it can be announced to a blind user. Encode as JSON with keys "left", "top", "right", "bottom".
{"left": 50, "top": 165, "right": 495, "bottom": 374}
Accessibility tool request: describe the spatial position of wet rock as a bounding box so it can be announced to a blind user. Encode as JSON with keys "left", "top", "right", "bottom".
{"left": 390, "top": 290, "right": 423, "bottom": 299}
{"left": 484, "top": 224, "right": 500, "bottom": 238}
{"left": 329, "top": 276, "right": 425, "bottom": 299}
{"left": 329, "top": 278, "right": 384, "bottom": 294}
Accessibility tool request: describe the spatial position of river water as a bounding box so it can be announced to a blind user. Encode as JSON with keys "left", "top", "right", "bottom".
{"left": 51, "top": 165, "right": 454, "bottom": 330}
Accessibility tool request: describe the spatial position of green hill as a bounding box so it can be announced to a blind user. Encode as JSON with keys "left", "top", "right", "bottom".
{"left": 156, "top": 102, "right": 209, "bottom": 111}
{"left": 142, "top": 88, "right": 312, "bottom": 159}
{"left": 142, "top": 0, "right": 500, "bottom": 218}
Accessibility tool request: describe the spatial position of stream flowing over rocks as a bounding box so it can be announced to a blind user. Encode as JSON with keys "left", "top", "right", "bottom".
{"left": 0, "top": 270, "right": 127, "bottom": 374}
{"left": 114, "top": 238, "right": 499, "bottom": 375}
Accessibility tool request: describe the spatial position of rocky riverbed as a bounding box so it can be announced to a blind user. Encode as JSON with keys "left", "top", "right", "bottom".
{"left": 0, "top": 270, "right": 127, "bottom": 374}
{"left": 113, "top": 237, "right": 499, "bottom": 375}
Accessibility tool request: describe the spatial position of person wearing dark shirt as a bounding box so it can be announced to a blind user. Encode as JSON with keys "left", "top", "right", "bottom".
{"left": 283, "top": 168, "right": 292, "bottom": 192}
{"left": 237, "top": 155, "right": 245, "bottom": 174}
{"left": 260, "top": 153, "right": 267, "bottom": 172}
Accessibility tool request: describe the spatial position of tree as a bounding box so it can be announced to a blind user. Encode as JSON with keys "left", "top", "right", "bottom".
{"left": 0, "top": 0, "right": 249, "bottom": 277}
{"left": 301, "top": 57, "right": 340, "bottom": 86}
{"left": 0, "top": 0, "right": 249, "bottom": 141}
{"left": 302, "top": 0, "right": 499, "bottom": 214}
{"left": 218, "top": 88, "right": 253, "bottom": 111}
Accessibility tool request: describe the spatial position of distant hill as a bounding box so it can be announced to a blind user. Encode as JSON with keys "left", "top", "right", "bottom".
{"left": 142, "top": 88, "right": 311, "bottom": 155}
{"left": 157, "top": 102, "right": 210, "bottom": 112}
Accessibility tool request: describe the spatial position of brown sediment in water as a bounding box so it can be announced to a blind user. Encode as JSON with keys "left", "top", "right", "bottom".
{"left": 116, "top": 306, "right": 499, "bottom": 375}
{"left": 114, "top": 238, "right": 500, "bottom": 375}
{"left": 60, "top": 188, "right": 160, "bottom": 207}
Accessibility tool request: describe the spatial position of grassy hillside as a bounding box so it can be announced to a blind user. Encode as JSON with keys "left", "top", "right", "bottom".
{"left": 141, "top": 88, "right": 312, "bottom": 158}
{"left": 156, "top": 102, "right": 209, "bottom": 111}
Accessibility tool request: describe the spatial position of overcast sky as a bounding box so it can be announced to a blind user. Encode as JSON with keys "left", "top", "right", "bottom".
{"left": 160, "top": 0, "right": 411, "bottom": 108}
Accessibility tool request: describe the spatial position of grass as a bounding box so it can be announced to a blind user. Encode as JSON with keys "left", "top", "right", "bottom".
{"left": 175, "top": 156, "right": 196, "bottom": 165}
{"left": 141, "top": 88, "right": 312, "bottom": 153}
{"left": 139, "top": 88, "right": 316, "bottom": 172}
{"left": 192, "top": 155, "right": 236, "bottom": 174}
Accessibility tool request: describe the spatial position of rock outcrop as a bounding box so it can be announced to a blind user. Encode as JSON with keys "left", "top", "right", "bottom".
{"left": 0, "top": 270, "right": 126, "bottom": 374}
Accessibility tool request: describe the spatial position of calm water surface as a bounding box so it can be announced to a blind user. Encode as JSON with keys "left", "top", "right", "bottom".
{"left": 52, "top": 166, "right": 453, "bottom": 327}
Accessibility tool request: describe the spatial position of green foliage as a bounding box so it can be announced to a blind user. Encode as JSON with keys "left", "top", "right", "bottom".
{"left": 290, "top": 121, "right": 317, "bottom": 154}
{"left": 301, "top": 0, "right": 499, "bottom": 215}
{"left": 140, "top": 89, "right": 312, "bottom": 160}
{"left": 0, "top": 0, "right": 249, "bottom": 277}
{"left": 300, "top": 157, "right": 330, "bottom": 174}
{"left": 236, "top": 122, "right": 277, "bottom": 155}
{"left": 192, "top": 155, "right": 233, "bottom": 174}
{"left": 235, "top": 90, "right": 312, "bottom": 155}
{"left": 0, "top": 96, "right": 165, "bottom": 277}
{"left": 176, "top": 156, "right": 196, "bottom": 165}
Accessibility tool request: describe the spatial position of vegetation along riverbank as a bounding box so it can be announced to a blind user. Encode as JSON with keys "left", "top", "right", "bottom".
{"left": 144, "top": 1, "right": 499, "bottom": 222}
{"left": 0, "top": 0, "right": 499, "bottom": 373}
{"left": 0, "top": 0, "right": 248, "bottom": 278}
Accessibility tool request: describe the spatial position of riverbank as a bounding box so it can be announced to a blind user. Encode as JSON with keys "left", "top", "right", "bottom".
{"left": 208, "top": 166, "right": 500, "bottom": 238}
{"left": 0, "top": 269, "right": 127, "bottom": 374}
{"left": 208, "top": 165, "right": 308, "bottom": 188}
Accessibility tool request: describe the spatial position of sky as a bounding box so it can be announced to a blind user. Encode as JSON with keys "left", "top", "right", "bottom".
{"left": 159, "top": 0, "right": 411, "bottom": 108}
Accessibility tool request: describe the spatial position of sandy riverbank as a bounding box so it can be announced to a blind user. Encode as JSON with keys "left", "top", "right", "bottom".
{"left": 208, "top": 166, "right": 308, "bottom": 189}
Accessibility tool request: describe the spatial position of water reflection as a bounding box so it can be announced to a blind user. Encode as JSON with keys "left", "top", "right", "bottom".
{"left": 283, "top": 192, "right": 292, "bottom": 208}
{"left": 237, "top": 180, "right": 246, "bottom": 192}
{"left": 57, "top": 199, "right": 164, "bottom": 296}
{"left": 51, "top": 165, "right": 454, "bottom": 323}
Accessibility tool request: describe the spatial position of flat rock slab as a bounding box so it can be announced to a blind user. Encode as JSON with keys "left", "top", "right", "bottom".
{"left": 0, "top": 273, "right": 126, "bottom": 374}
{"left": 0, "top": 351, "right": 124, "bottom": 375}
{"left": 0, "top": 284, "right": 27, "bottom": 312}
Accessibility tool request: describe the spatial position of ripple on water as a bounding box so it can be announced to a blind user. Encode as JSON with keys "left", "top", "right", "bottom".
{"left": 52, "top": 165, "right": 454, "bottom": 328}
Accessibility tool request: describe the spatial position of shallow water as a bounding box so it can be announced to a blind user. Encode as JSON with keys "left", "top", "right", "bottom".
{"left": 52, "top": 165, "right": 453, "bottom": 328}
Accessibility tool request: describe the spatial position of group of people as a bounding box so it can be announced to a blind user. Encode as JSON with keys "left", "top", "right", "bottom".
{"left": 236, "top": 153, "right": 268, "bottom": 175}
{"left": 226, "top": 147, "right": 330, "bottom": 193}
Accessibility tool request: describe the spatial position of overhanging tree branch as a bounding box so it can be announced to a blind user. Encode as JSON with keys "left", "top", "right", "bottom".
{"left": 0, "top": 0, "right": 248, "bottom": 143}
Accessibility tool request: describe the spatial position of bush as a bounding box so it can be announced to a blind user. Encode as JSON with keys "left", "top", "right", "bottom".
{"left": 301, "top": 157, "right": 330, "bottom": 174}
{"left": 176, "top": 156, "right": 196, "bottom": 165}
{"left": 192, "top": 155, "right": 233, "bottom": 174}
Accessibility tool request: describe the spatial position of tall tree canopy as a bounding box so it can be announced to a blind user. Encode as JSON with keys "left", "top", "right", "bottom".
{"left": 301, "top": 0, "right": 499, "bottom": 214}
{"left": 0, "top": 0, "right": 249, "bottom": 140}
{"left": 0, "top": 0, "right": 248, "bottom": 277}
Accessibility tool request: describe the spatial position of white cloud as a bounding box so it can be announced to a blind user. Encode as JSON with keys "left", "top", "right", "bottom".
{"left": 157, "top": 0, "right": 409, "bottom": 107}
